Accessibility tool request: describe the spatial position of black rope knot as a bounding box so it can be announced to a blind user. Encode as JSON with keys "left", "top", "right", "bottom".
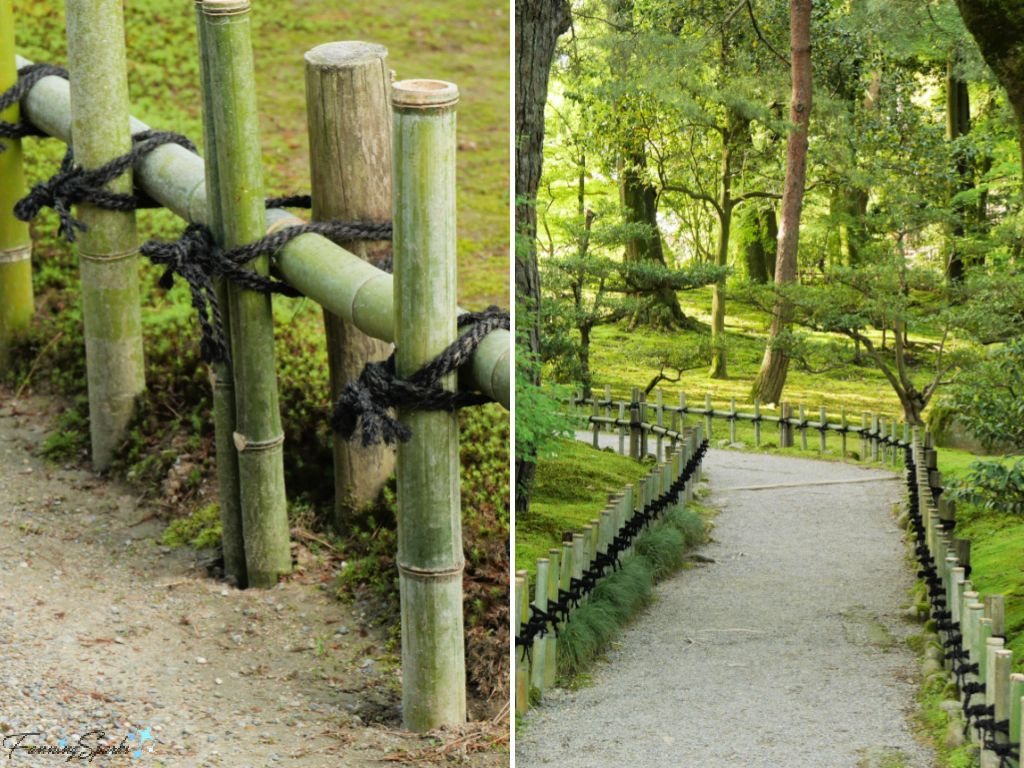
{"left": 14, "top": 130, "right": 197, "bottom": 241}
{"left": 332, "top": 307, "right": 510, "bottom": 446}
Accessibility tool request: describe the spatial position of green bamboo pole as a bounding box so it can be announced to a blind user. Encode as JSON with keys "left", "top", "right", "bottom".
{"left": 0, "top": 0, "right": 33, "bottom": 375}
{"left": 304, "top": 41, "right": 396, "bottom": 531}
{"left": 529, "top": 558, "right": 549, "bottom": 696}
{"left": 13, "top": 57, "right": 510, "bottom": 409}
{"left": 514, "top": 571, "right": 528, "bottom": 714}
{"left": 392, "top": 78, "right": 465, "bottom": 730}
{"left": 64, "top": 0, "right": 145, "bottom": 470}
{"left": 193, "top": 0, "right": 245, "bottom": 588}
{"left": 544, "top": 548, "right": 560, "bottom": 690}
{"left": 199, "top": 0, "right": 289, "bottom": 588}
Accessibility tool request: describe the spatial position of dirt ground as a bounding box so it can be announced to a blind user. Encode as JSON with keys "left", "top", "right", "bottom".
{"left": 0, "top": 393, "right": 508, "bottom": 767}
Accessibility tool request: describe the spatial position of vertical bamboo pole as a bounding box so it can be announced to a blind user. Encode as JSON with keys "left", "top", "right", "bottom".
{"left": 861, "top": 412, "right": 869, "bottom": 460}
{"left": 200, "top": 0, "right": 291, "bottom": 587}
{"left": 591, "top": 397, "right": 600, "bottom": 448}
{"left": 753, "top": 398, "right": 761, "bottom": 447}
{"left": 819, "top": 406, "right": 827, "bottom": 453}
{"left": 729, "top": 397, "right": 737, "bottom": 443}
{"left": 840, "top": 408, "right": 847, "bottom": 459}
{"left": 304, "top": 41, "right": 396, "bottom": 531}
{"left": 64, "top": 0, "right": 146, "bottom": 470}
{"left": 629, "top": 388, "right": 640, "bottom": 460}
{"left": 0, "top": 0, "right": 33, "bottom": 375}
{"left": 871, "top": 413, "right": 880, "bottom": 461}
{"left": 679, "top": 392, "right": 687, "bottom": 427}
{"left": 529, "top": 558, "right": 548, "bottom": 696}
{"left": 392, "top": 77, "right": 465, "bottom": 730}
{"left": 544, "top": 548, "right": 560, "bottom": 690}
{"left": 704, "top": 393, "right": 713, "bottom": 439}
{"left": 617, "top": 402, "right": 626, "bottom": 455}
{"left": 193, "top": 0, "right": 245, "bottom": 588}
{"left": 514, "top": 571, "right": 528, "bottom": 714}
{"left": 655, "top": 387, "right": 664, "bottom": 461}
{"left": 798, "top": 404, "right": 807, "bottom": 450}
{"left": 1009, "top": 673, "right": 1024, "bottom": 762}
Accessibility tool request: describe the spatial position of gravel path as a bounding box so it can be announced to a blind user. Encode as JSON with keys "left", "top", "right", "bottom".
{"left": 516, "top": 443, "right": 933, "bottom": 768}
{"left": 0, "top": 395, "right": 506, "bottom": 767}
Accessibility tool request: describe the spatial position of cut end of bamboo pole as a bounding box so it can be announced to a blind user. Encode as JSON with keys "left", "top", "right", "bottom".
{"left": 391, "top": 79, "right": 458, "bottom": 109}
{"left": 201, "top": 0, "right": 250, "bottom": 16}
{"left": 305, "top": 41, "right": 388, "bottom": 68}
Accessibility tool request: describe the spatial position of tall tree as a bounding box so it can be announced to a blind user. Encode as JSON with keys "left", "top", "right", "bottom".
{"left": 952, "top": 0, "right": 1024, "bottom": 199}
{"left": 752, "top": 0, "right": 812, "bottom": 403}
{"left": 515, "top": 0, "right": 572, "bottom": 513}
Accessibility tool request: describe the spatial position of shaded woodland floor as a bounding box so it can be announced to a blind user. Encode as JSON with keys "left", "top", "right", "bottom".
{"left": 0, "top": 394, "right": 508, "bottom": 767}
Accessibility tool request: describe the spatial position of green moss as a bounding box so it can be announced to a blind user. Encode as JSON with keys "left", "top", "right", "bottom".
{"left": 517, "top": 439, "right": 649, "bottom": 574}
{"left": 161, "top": 503, "right": 222, "bottom": 550}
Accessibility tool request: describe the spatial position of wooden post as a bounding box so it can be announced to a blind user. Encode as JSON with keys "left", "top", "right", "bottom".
{"left": 64, "top": 0, "right": 146, "bottom": 470}
{"left": 753, "top": 398, "right": 761, "bottom": 447}
{"left": 592, "top": 397, "right": 600, "bottom": 448}
{"left": 304, "top": 42, "right": 396, "bottom": 531}
{"left": 200, "top": 0, "right": 291, "bottom": 587}
{"left": 1009, "top": 673, "right": 1024, "bottom": 762}
{"left": 0, "top": 0, "right": 33, "bottom": 376}
{"left": 780, "top": 402, "right": 793, "bottom": 448}
{"left": 819, "top": 406, "right": 827, "bottom": 453}
{"left": 544, "top": 548, "right": 560, "bottom": 690}
{"left": 704, "top": 393, "right": 713, "bottom": 439}
{"left": 798, "top": 403, "right": 807, "bottom": 450}
{"left": 840, "top": 408, "right": 847, "bottom": 459}
{"left": 528, "top": 558, "right": 549, "bottom": 697}
{"left": 193, "top": 0, "right": 245, "bottom": 586}
{"left": 861, "top": 412, "right": 869, "bottom": 460}
{"left": 604, "top": 383, "right": 612, "bottom": 431}
{"left": 639, "top": 390, "right": 650, "bottom": 457}
{"left": 679, "top": 392, "right": 687, "bottom": 427}
{"left": 871, "top": 413, "right": 880, "bottom": 461}
{"left": 617, "top": 402, "right": 626, "bottom": 455}
{"left": 655, "top": 387, "right": 664, "bottom": 461}
{"left": 514, "top": 571, "right": 528, "bottom": 714}
{"left": 392, "top": 77, "right": 464, "bottom": 730}
{"left": 629, "top": 388, "right": 640, "bottom": 460}
{"left": 987, "top": 650, "right": 1013, "bottom": 767}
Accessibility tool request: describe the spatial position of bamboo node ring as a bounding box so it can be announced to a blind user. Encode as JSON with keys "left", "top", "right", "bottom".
{"left": 232, "top": 431, "right": 285, "bottom": 453}
{"left": 0, "top": 245, "right": 31, "bottom": 264}
{"left": 78, "top": 245, "right": 140, "bottom": 263}
{"left": 397, "top": 561, "right": 465, "bottom": 580}
{"left": 200, "top": 0, "right": 250, "bottom": 16}
{"left": 391, "top": 79, "right": 458, "bottom": 110}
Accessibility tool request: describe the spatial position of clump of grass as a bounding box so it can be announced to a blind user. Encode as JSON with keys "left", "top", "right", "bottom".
{"left": 161, "top": 503, "right": 221, "bottom": 550}
{"left": 556, "top": 506, "right": 707, "bottom": 677}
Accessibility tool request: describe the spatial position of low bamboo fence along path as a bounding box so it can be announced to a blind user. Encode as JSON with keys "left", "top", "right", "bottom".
{"left": 514, "top": 409, "right": 708, "bottom": 715}
{"left": 0, "top": 0, "right": 510, "bottom": 733}
{"left": 536, "top": 385, "right": 1024, "bottom": 766}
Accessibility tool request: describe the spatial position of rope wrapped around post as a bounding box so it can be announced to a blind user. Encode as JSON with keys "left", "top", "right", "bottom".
{"left": 0, "top": 63, "right": 67, "bottom": 150}
{"left": 332, "top": 306, "right": 510, "bottom": 446}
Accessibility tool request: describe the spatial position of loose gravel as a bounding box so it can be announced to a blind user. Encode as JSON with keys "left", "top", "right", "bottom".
{"left": 0, "top": 396, "right": 506, "bottom": 767}
{"left": 516, "top": 446, "right": 933, "bottom": 768}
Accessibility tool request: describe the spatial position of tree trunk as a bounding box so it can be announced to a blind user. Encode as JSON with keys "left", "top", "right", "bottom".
{"left": 946, "top": 54, "right": 972, "bottom": 282}
{"left": 752, "top": 0, "right": 812, "bottom": 404}
{"left": 514, "top": 0, "right": 571, "bottom": 514}
{"left": 620, "top": 149, "right": 686, "bottom": 326}
{"left": 953, "top": 0, "right": 1024, "bottom": 203}
{"left": 708, "top": 135, "right": 733, "bottom": 378}
{"left": 579, "top": 324, "right": 592, "bottom": 398}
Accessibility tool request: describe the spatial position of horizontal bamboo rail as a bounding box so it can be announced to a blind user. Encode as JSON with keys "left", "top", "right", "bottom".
{"left": 13, "top": 55, "right": 510, "bottom": 410}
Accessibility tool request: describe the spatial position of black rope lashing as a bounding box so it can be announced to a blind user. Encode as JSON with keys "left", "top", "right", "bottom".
{"left": 514, "top": 439, "right": 709, "bottom": 654}
{"left": 14, "top": 130, "right": 197, "bottom": 241}
{"left": 140, "top": 204, "right": 391, "bottom": 364}
{"left": 0, "top": 63, "right": 68, "bottom": 151}
{"left": 332, "top": 306, "right": 510, "bottom": 446}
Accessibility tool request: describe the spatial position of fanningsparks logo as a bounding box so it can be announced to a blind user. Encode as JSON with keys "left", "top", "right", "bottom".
{"left": 2, "top": 728, "right": 160, "bottom": 761}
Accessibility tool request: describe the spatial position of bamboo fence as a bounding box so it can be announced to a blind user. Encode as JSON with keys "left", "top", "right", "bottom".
{"left": 515, "top": 407, "right": 707, "bottom": 715}
{"left": 1, "top": 2, "right": 510, "bottom": 731}
{"left": 518, "top": 385, "right": 1024, "bottom": 767}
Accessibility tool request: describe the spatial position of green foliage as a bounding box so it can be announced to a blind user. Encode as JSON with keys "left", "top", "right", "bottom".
{"left": 161, "top": 503, "right": 222, "bottom": 550}
{"left": 951, "top": 459, "right": 1024, "bottom": 516}
{"left": 515, "top": 343, "right": 575, "bottom": 462}
{"left": 556, "top": 505, "right": 706, "bottom": 677}
{"left": 947, "top": 338, "right": 1024, "bottom": 450}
